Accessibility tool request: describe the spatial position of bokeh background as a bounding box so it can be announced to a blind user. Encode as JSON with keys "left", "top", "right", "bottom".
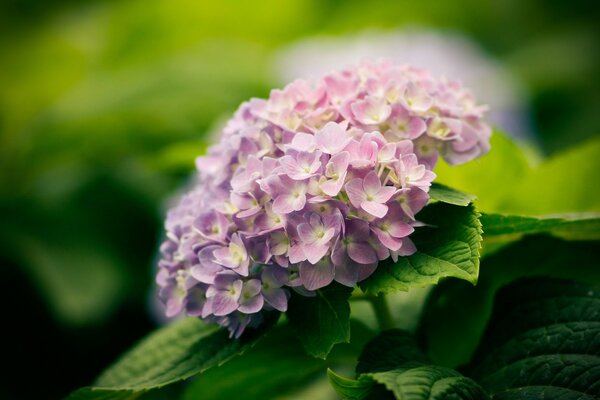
{"left": 1, "top": 0, "right": 599, "bottom": 398}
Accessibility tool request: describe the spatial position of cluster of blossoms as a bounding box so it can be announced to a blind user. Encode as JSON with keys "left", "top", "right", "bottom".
{"left": 157, "top": 60, "right": 491, "bottom": 337}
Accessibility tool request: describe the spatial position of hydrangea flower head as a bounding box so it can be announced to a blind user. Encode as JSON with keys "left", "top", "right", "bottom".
{"left": 158, "top": 60, "right": 491, "bottom": 337}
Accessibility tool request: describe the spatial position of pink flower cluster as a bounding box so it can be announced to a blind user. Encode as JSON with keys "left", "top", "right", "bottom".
{"left": 157, "top": 60, "right": 491, "bottom": 337}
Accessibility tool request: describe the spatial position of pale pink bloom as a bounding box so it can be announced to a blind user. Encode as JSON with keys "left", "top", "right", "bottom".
{"left": 345, "top": 171, "right": 397, "bottom": 218}
{"left": 351, "top": 96, "right": 392, "bottom": 125}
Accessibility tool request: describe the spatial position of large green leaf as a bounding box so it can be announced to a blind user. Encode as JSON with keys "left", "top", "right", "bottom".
{"left": 481, "top": 212, "right": 600, "bottom": 239}
{"left": 360, "top": 203, "right": 482, "bottom": 294}
{"left": 429, "top": 183, "right": 476, "bottom": 206}
{"left": 467, "top": 278, "right": 600, "bottom": 398}
{"left": 435, "top": 132, "right": 600, "bottom": 215}
{"left": 480, "top": 212, "right": 600, "bottom": 255}
{"left": 66, "top": 317, "right": 276, "bottom": 400}
{"left": 329, "top": 330, "right": 488, "bottom": 400}
{"left": 287, "top": 283, "right": 353, "bottom": 359}
{"left": 356, "top": 329, "right": 428, "bottom": 374}
{"left": 181, "top": 326, "right": 325, "bottom": 400}
{"left": 419, "top": 236, "right": 600, "bottom": 368}
{"left": 363, "top": 367, "right": 488, "bottom": 400}
{"left": 182, "top": 320, "right": 375, "bottom": 400}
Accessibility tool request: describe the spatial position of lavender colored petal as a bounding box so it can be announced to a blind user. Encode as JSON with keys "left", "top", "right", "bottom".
{"left": 299, "top": 259, "right": 335, "bottom": 290}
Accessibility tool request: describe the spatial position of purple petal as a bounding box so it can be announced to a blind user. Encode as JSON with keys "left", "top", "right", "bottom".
{"left": 347, "top": 241, "right": 378, "bottom": 264}
{"left": 273, "top": 194, "right": 296, "bottom": 214}
{"left": 299, "top": 259, "right": 335, "bottom": 290}
{"left": 238, "top": 294, "right": 264, "bottom": 314}
{"left": 388, "top": 221, "right": 414, "bottom": 238}
{"left": 303, "top": 242, "right": 330, "bottom": 265}
{"left": 263, "top": 287, "right": 288, "bottom": 312}
{"left": 334, "top": 262, "right": 359, "bottom": 287}
{"left": 288, "top": 244, "right": 307, "bottom": 263}
{"left": 190, "top": 262, "right": 223, "bottom": 284}
{"left": 211, "top": 292, "right": 239, "bottom": 316}
{"left": 297, "top": 222, "right": 316, "bottom": 243}
{"left": 372, "top": 228, "right": 403, "bottom": 251}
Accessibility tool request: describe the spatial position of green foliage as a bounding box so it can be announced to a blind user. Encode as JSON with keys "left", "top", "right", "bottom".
{"left": 60, "top": 134, "right": 600, "bottom": 399}
{"left": 468, "top": 278, "right": 600, "bottom": 398}
{"left": 480, "top": 212, "right": 600, "bottom": 254}
{"left": 182, "top": 320, "right": 375, "bottom": 400}
{"left": 287, "top": 283, "right": 353, "bottom": 359}
{"left": 329, "top": 330, "right": 488, "bottom": 400}
{"left": 356, "top": 330, "right": 428, "bottom": 374}
{"left": 429, "top": 183, "right": 477, "bottom": 206}
{"left": 420, "top": 234, "right": 600, "bottom": 368}
{"left": 481, "top": 212, "right": 600, "bottom": 239}
{"left": 332, "top": 278, "right": 600, "bottom": 399}
{"left": 66, "top": 317, "right": 276, "bottom": 400}
{"left": 435, "top": 132, "right": 600, "bottom": 214}
{"left": 360, "top": 203, "right": 482, "bottom": 294}
{"left": 181, "top": 326, "right": 325, "bottom": 400}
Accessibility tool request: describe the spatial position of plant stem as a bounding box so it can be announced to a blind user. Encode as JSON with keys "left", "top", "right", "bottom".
{"left": 371, "top": 294, "right": 395, "bottom": 330}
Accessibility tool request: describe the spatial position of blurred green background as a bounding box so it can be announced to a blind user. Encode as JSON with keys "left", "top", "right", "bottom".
{"left": 1, "top": 0, "right": 598, "bottom": 398}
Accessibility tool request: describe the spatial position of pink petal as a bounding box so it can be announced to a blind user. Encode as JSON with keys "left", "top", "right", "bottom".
{"left": 288, "top": 244, "right": 307, "bottom": 263}
{"left": 363, "top": 171, "right": 382, "bottom": 196}
{"left": 388, "top": 221, "right": 414, "bottom": 238}
{"left": 273, "top": 194, "right": 295, "bottom": 214}
{"left": 361, "top": 201, "right": 389, "bottom": 218}
{"left": 372, "top": 228, "right": 403, "bottom": 251}
{"left": 345, "top": 178, "right": 367, "bottom": 208}
{"left": 315, "top": 122, "right": 351, "bottom": 154}
{"left": 303, "top": 242, "right": 330, "bottom": 265}
{"left": 288, "top": 132, "right": 316, "bottom": 151}
{"left": 407, "top": 117, "right": 427, "bottom": 139}
{"left": 321, "top": 176, "right": 345, "bottom": 196}
{"left": 374, "top": 186, "right": 397, "bottom": 203}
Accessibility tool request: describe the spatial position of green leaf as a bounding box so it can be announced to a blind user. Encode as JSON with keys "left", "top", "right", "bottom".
{"left": 365, "top": 366, "right": 489, "bottom": 400}
{"left": 508, "top": 137, "right": 600, "bottom": 214}
{"left": 330, "top": 367, "right": 489, "bottom": 400}
{"left": 287, "top": 283, "right": 353, "bottom": 359}
{"left": 330, "top": 330, "right": 489, "bottom": 400}
{"left": 182, "top": 326, "right": 325, "bottom": 400}
{"left": 480, "top": 212, "right": 600, "bottom": 256}
{"left": 435, "top": 132, "right": 600, "bottom": 215}
{"left": 429, "top": 183, "right": 476, "bottom": 206}
{"left": 467, "top": 278, "right": 600, "bottom": 398}
{"left": 66, "top": 317, "right": 276, "bottom": 400}
{"left": 419, "top": 236, "right": 600, "bottom": 368}
{"left": 356, "top": 329, "right": 428, "bottom": 374}
{"left": 481, "top": 212, "right": 600, "bottom": 239}
{"left": 360, "top": 203, "right": 482, "bottom": 294}
{"left": 328, "top": 370, "right": 377, "bottom": 400}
